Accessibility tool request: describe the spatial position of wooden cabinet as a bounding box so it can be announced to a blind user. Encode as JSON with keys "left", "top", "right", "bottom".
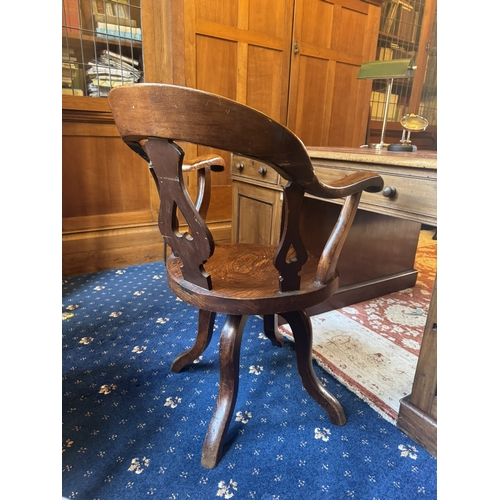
{"left": 231, "top": 157, "right": 283, "bottom": 246}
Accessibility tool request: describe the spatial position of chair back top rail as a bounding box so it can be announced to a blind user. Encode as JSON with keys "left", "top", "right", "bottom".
{"left": 108, "top": 84, "right": 383, "bottom": 199}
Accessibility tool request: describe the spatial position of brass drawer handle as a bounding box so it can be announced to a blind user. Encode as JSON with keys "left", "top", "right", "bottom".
{"left": 236, "top": 162, "right": 244, "bottom": 171}
{"left": 382, "top": 186, "right": 397, "bottom": 198}
{"left": 258, "top": 167, "right": 267, "bottom": 175}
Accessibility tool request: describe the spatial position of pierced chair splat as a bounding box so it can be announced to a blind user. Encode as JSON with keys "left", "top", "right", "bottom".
{"left": 108, "top": 83, "right": 384, "bottom": 469}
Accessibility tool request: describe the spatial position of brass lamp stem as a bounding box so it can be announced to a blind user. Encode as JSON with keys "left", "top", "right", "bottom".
{"left": 377, "top": 77, "right": 394, "bottom": 148}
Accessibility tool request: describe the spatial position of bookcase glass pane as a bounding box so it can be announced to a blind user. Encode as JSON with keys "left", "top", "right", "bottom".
{"left": 370, "top": 0, "right": 436, "bottom": 126}
{"left": 418, "top": 9, "right": 437, "bottom": 126}
{"left": 62, "top": 0, "right": 143, "bottom": 97}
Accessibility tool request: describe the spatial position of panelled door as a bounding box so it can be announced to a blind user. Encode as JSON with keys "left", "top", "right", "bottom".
{"left": 287, "top": 0, "right": 381, "bottom": 147}
{"left": 184, "top": 0, "right": 294, "bottom": 172}
{"left": 182, "top": 0, "right": 295, "bottom": 228}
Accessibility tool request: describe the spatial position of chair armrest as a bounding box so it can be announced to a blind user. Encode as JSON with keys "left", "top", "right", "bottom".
{"left": 182, "top": 155, "right": 225, "bottom": 220}
{"left": 320, "top": 171, "right": 384, "bottom": 196}
{"left": 182, "top": 154, "right": 225, "bottom": 173}
{"left": 303, "top": 171, "right": 383, "bottom": 199}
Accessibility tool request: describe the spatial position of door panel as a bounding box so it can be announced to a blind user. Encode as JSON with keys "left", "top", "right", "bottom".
{"left": 288, "top": 56, "right": 332, "bottom": 146}
{"left": 247, "top": 45, "right": 285, "bottom": 121}
{"left": 196, "top": 35, "right": 238, "bottom": 99}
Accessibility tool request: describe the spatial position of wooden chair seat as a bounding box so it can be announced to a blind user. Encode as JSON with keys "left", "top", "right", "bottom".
{"left": 167, "top": 243, "right": 337, "bottom": 315}
{"left": 108, "top": 83, "right": 384, "bottom": 469}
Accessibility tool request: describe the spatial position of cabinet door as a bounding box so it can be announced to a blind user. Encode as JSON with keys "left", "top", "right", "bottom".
{"left": 183, "top": 0, "right": 294, "bottom": 231}
{"left": 232, "top": 181, "right": 283, "bottom": 246}
{"left": 184, "top": 0, "right": 293, "bottom": 122}
{"left": 288, "top": 0, "right": 382, "bottom": 147}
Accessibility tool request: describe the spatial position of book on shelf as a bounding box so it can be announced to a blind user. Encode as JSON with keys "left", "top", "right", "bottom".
{"left": 79, "top": 0, "right": 138, "bottom": 30}
{"left": 96, "top": 22, "right": 141, "bottom": 34}
{"left": 91, "top": 0, "right": 136, "bottom": 27}
{"left": 86, "top": 48, "right": 143, "bottom": 97}
{"left": 114, "top": 0, "right": 132, "bottom": 21}
{"left": 419, "top": 97, "right": 437, "bottom": 126}
{"left": 63, "top": 0, "right": 80, "bottom": 33}
{"left": 423, "top": 54, "right": 437, "bottom": 88}
{"left": 95, "top": 22, "right": 142, "bottom": 41}
{"left": 62, "top": 46, "right": 84, "bottom": 94}
{"left": 381, "top": 0, "right": 419, "bottom": 43}
{"left": 370, "top": 91, "right": 399, "bottom": 122}
{"left": 63, "top": 88, "right": 84, "bottom": 96}
{"left": 93, "top": 13, "right": 137, "bottom": 26}
{"left": 62, "top": 46, "right": 77, "bottom": 61}
{"left": 95, "top": 30, "right": 141, "bottom": 41}
{"left": 378, "top": 46, "right": 394, "bottom": 61}
{"left": 382, "top": 0, "right": 400, "bottom": 34}
{"left": 101, "top": 49, "right": 141, "bottom": 68}
{"left": 397, "top": 4, "right": 417, "bottom": 42}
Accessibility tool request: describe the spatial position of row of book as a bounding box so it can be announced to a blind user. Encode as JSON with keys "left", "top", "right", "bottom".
{"left": 62, "top": 47, "right": 84, "bottom": 96}
{"left": 380, "top": 0, "right": 422, "bottom": 44}
{"left": 377, "top": 44, "right": 412, "bottom": 62}
{"left": 95, "top": 22, "right": 142, "bottom": 41}
{"left": 418, "top": 97, "right": 437, "bottom": 126}
{"left": 370, "top": 91, "right": 400, "bottom": 122}
{"left": 63, "top": 0, "right": 141, "bottom": 41}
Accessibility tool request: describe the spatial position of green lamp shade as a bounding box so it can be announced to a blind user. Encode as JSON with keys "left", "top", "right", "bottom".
{"left": 357, "top": 58, "right": 415, "bottom": 80}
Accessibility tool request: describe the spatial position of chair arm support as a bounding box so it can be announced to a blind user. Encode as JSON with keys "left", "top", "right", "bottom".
{"left": 182, "top": 155, "right": 225, "bottom": 220}
{"left": 315, "top": 191, "right": 363, "bottom": 285}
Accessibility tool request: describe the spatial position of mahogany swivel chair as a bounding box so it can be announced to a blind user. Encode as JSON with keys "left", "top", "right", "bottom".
{"left": 108, "top": 83, "right": 384, "bottom": 469}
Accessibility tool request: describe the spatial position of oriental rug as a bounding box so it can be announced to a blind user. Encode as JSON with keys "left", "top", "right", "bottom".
{"left": 279, "top": 230, "right": 437, "bottom": 424}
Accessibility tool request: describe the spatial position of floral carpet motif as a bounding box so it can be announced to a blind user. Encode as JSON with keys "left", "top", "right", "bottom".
{"left": 279, "top": 230, "right": 437, "bottom": 423}
{"left": 335, "top": 238, "right": 437, "bottom": 356}
{"left": 62, "top": 257, "right": 437, "bottom": 499}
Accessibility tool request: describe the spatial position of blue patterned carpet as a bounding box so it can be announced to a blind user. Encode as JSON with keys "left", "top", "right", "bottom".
{"left": 62, "top": 261, "right": 437, "bottom": 499}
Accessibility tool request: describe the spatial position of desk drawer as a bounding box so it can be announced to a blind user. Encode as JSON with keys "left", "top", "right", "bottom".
{"left": 313, "top": 164, "right": 437, "bottom": 225}
{"left": 231, "top": 155, "right": 279, "bottom": 185}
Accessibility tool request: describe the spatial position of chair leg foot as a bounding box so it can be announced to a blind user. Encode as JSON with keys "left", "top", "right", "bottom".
{"left": 281, "top": 310, "right": 346, "bottom": 426}
{"left": 263, "top": 314, "right": 284, "bottom": 347}
{"left": 201, "top": 314, "right": 248, "bottom": 469}
{"left": 171, "top": 310, "right": 216, "bottom": 373}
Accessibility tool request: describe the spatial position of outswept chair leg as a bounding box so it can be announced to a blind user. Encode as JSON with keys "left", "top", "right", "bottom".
{"left": 263, "top": 314, "right": 284, "bottom": 347}
{"left": 280, "top": 310, "right": 346, "bottom": 426}
{"left": 201, "top": 314, "right": 249, "bottom": 469}
{"left": 171, "top": 309, "right": 216, "bottom": 373}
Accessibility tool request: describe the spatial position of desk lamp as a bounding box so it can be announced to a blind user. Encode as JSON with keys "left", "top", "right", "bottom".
{"left": 357, "top": 58, "right": 416, "bottom": 150}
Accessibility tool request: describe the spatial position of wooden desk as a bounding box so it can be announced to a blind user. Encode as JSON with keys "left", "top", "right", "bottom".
{"left": 231, "top": 146, "right": 438, "bottom": 456}
{"left": 232, "top": 146, "right": 436, "bottom": 310}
